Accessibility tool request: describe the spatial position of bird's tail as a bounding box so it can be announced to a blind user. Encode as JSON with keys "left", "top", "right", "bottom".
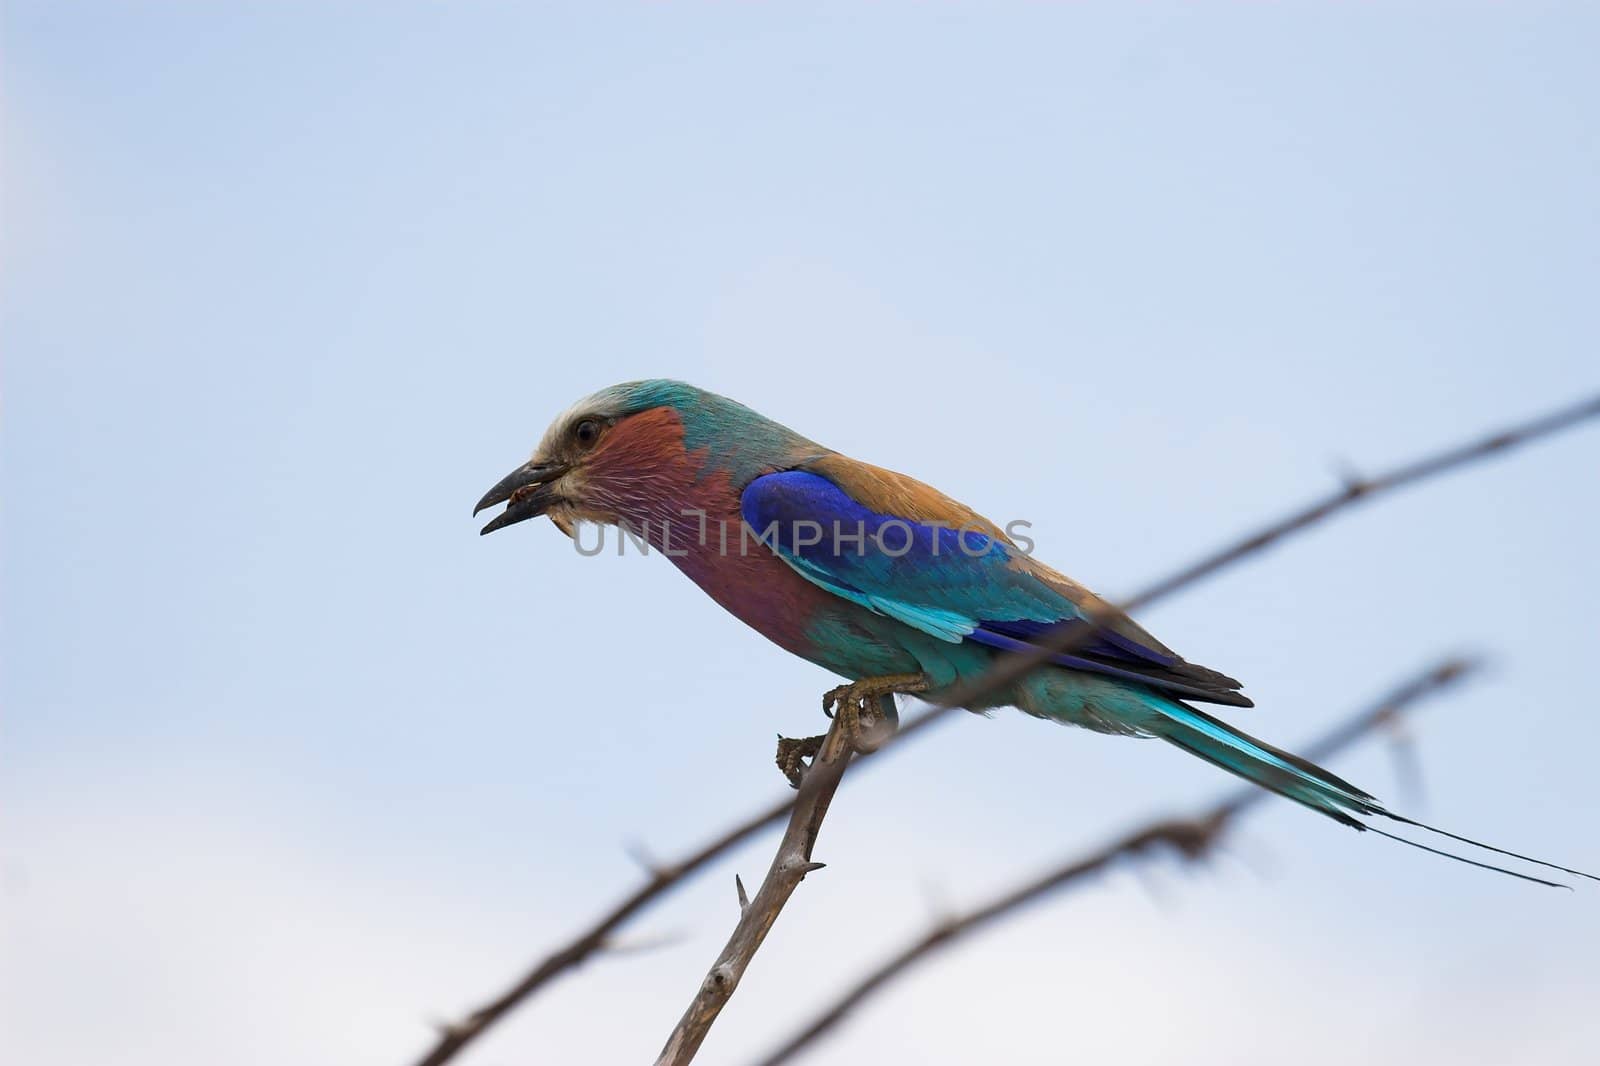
{"left": 1146, "top": 697, "right": 1599, "bottom": 888}
{"left": 1148, "top": 699, "right": 1380, "bottom": 827}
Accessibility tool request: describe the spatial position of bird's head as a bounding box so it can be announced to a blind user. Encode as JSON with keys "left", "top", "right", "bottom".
{"left": 474, "top": 380, "right": 687, "bottom": 537}
{"left": 473, "top": 379, "right": 818, "bottom": 538}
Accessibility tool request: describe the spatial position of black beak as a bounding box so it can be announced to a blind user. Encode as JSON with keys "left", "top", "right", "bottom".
{"left": 474, "top": 460, "right": 569, "bottom": 535}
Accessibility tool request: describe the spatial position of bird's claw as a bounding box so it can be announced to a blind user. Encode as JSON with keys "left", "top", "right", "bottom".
{"left": 775, "top": 692, "right": 882, "bottom": 789}
{"left": 775, "top": 733, "right": 825, "bottom": 789}
{"left": 822, "top": 682, "right": 901, "bottom": 754}
{"left": 776, "top": 675, "right": 925, "bottom": 786}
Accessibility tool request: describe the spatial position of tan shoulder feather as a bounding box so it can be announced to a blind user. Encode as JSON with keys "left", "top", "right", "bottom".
{"left": 799, "top": 453, "right": 1013, "bottom": 544}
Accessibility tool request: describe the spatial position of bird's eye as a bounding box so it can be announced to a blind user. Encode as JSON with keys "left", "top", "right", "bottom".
{"left": 573, "top": 418, "right": 602, "bottom": 448}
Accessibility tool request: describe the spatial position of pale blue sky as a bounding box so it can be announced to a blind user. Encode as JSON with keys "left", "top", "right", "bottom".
{"left": 4, "top": 4, "right": 1599, "bottom": 1065}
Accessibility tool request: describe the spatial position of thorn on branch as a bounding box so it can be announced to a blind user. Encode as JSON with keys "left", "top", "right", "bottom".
{"left": 1331, "top": 457, "right": 1368, "bottom": 496}
{"left": 735, "top": 875, "right": 749, "bottom": 910}
{"left": 1150, "top": 813, "right": 1229, "bottom": 862}
{"left": 430, "top": 1017, "right": 477, "bottom": 1040}
{"left": 625, "top": 841, "right": 675, "bottom": 880}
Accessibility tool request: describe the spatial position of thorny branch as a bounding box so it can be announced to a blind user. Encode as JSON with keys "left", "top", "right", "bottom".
{"left": 654, "top": 701, "right": 874, "bottom": 1065}
{"left": 755, "top": 658, "right": 1481, "bottom": 1065}
{"left": 409, "top": 391, "right": 1599, "bottom": 1066}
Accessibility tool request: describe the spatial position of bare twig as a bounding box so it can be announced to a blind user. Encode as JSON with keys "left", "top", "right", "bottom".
{"left": 410, "top": 392, "right": 1598, "bottom": 1066}
{"left": 755, "top": 658, "right": 1480, "bottom": 1065}
{"left": 411, "top": 796, "right": 797, "bottom": 1066}
{"left": 655, "top": 703, "right": 870, "bottom": 1064}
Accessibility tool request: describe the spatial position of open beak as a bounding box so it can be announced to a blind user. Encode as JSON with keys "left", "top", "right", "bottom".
{"left": 474, "top": 459, "right": 570, "bottom": 535}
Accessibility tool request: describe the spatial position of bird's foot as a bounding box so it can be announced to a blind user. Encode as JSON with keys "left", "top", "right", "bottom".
{"left": 775, "top": 674, "right": 929, "bottom": 788}
{"left": 775, "top": 734, "right": 825, "bottom": 789}
{"left": 822, "top": 673, "right": 928, "bottom": 754}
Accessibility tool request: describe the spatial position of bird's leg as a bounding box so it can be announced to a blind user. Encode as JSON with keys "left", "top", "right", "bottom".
{"left": 774, "top": 673, "right": 929, "bottom": 788}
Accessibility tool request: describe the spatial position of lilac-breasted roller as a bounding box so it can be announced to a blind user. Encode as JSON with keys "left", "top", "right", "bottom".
{"left": 475, "top": 380, "right": 1592, "bottom": 884}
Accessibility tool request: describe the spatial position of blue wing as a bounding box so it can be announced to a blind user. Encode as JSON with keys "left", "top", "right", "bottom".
{"left": 741, "top": 470, "right": 1250, "bottom": 706}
